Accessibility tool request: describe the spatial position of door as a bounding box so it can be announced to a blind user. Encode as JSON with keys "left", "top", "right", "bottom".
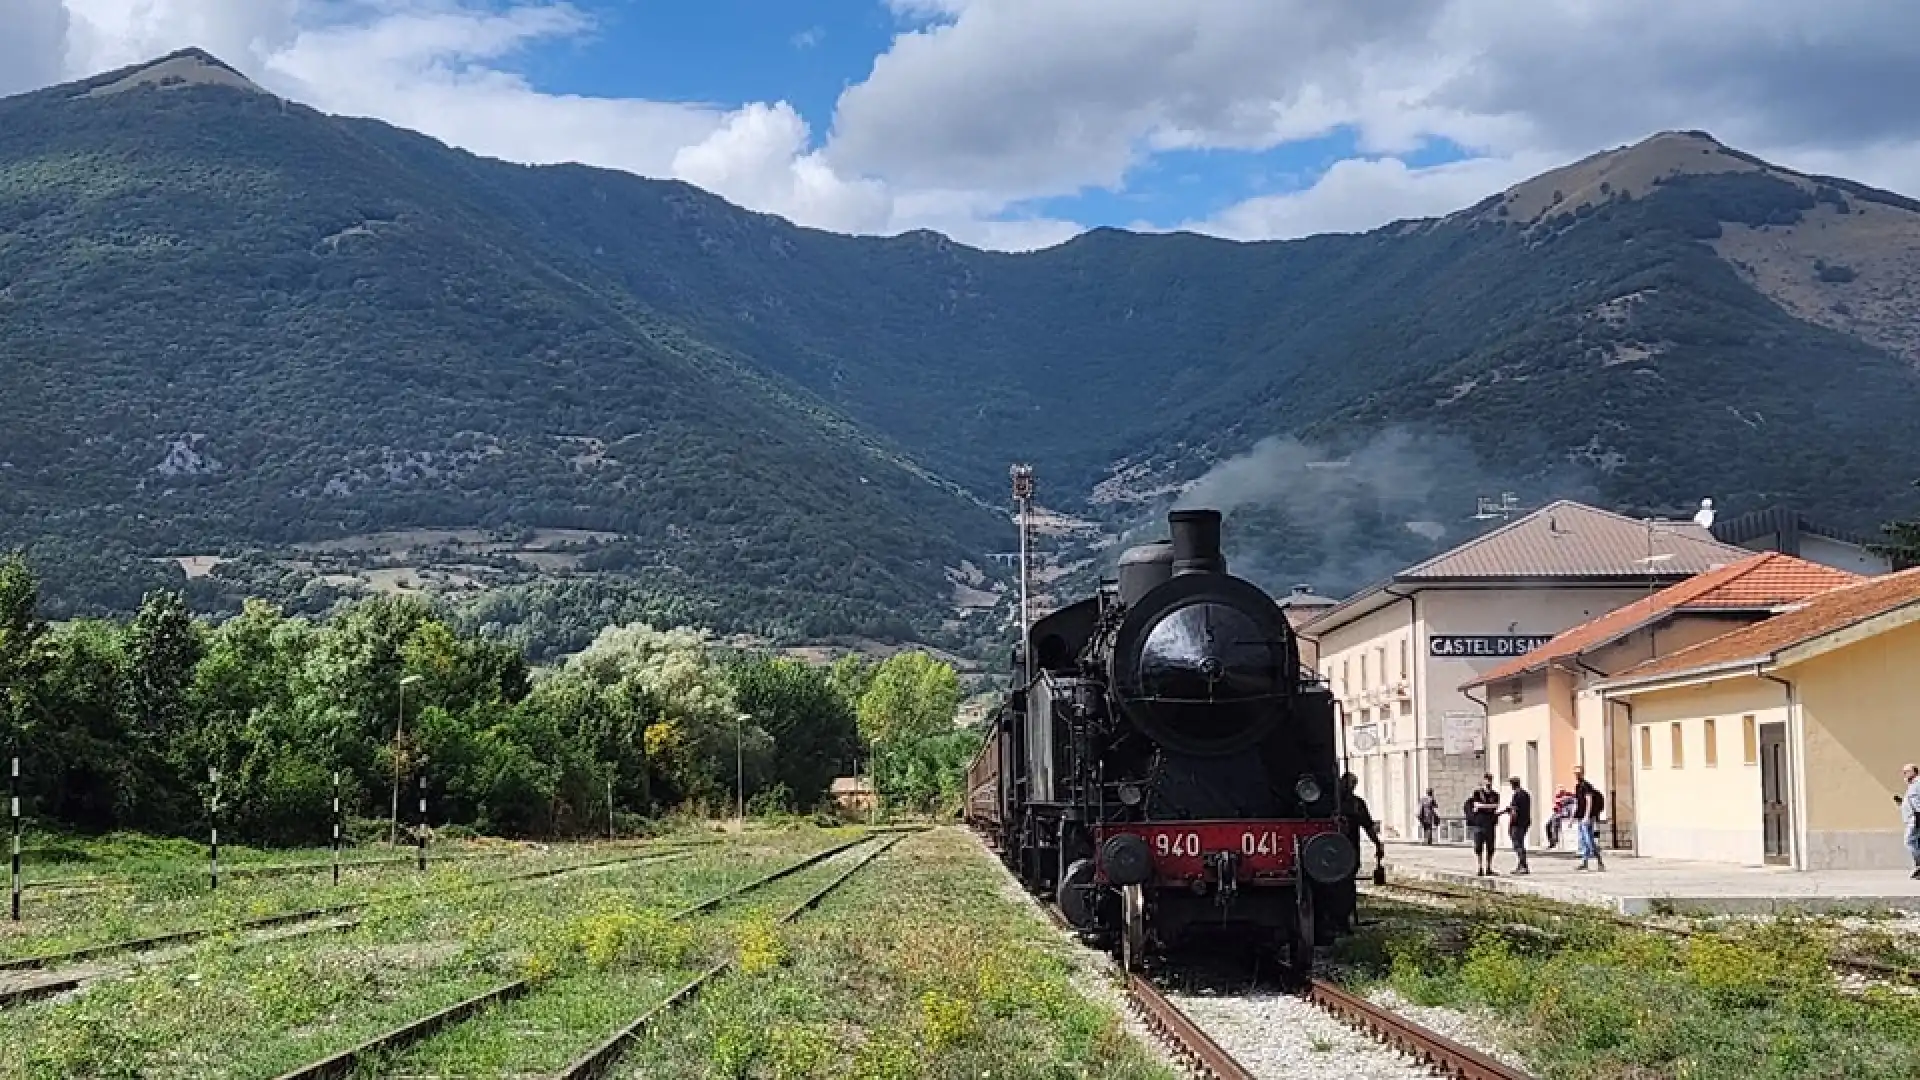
{"left": 1759, "top": 723, "right": 1791, "bottom": 865}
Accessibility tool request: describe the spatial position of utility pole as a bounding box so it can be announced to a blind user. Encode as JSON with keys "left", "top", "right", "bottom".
{"left": 606, "top": 776, "right": 615, "bottom": 841}
{"left": 9, "top": 755, "right": 19, "bottom": 922}
{"left": 1011, "top": 465, "right": 1035, "bottom": 687}
{"left": 331, "top": 770, "right": 342, "bottom": 886}
{"left": 391, "top": 674, "right": 422, "bottom": 846}
{"left": 208, "top": 766, "right": 221, "bottom": 890}
{"left": 735, "top": 713, "right": 748, "bottom": 829}
{"left": 416, "top": 774, "right": 427, "bottom": 872}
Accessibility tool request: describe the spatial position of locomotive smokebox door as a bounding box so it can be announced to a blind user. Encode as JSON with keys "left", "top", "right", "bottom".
{"left": 1108, "top": 573, "right": 1299, "bottom": 758}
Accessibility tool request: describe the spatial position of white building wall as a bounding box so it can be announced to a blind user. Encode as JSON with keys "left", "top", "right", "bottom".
{"left": 1320, "top": 584, "right": 1682, "bottom": 840}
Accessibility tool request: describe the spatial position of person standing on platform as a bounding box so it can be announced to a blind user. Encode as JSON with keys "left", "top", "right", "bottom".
{"left": 1338, "top": 773, "right": 1386, "bottom": 929}
{"left": 1899, "top": 763, "right": 1919, "bottom": 879}
{"left": 1572, "top": 767, "right": 1606, "bottom": 872}
{"left": 1501, "top": 777, "right": 1532, "bottom": 875}
{"left": 1466, "top": 775, "right": 1502, "bottom": 876}
{"left": 1418, "top": 790, "right": 1440, "bottom": 845}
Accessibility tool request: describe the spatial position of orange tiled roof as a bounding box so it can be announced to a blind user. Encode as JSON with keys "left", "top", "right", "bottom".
{"left": 1460, "top": 552, "right": 1861, "bottom": 690}
{"left": 1599, "top": 565, "right": 1920, "bottom": 689}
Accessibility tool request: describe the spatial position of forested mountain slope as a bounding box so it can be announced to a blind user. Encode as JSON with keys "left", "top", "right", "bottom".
{"left": 5, "top": 51, "right": 1919, "bottom": 647}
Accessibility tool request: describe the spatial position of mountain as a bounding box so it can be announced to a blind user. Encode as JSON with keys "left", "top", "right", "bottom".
{"left": 5, "top": 52, "right": 1920, "bottom": 655}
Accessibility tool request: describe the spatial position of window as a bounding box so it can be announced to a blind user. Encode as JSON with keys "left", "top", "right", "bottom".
{"left": 1399, "top": 638, "right": 1409, "bottom": 681}
{"left": 1361, "top": 652, "right": 1370, "bottom": 691}
{"left": 1498, "top": 742, "right": 1511, "bottom": 780}
{"left": 1579, "top": 737, "right": 1588, "bottom": 769}
{"left": 1742, "top": 715, "right": 1758, "bottom": 765}
{"left": 1400, "top": 700, "right": 1413, "bottom": 717}
{"left": 1670, "top": 722, "right": 1684, "bottom": 768}
{"left": 1341, "top": 659, "right": 1349, "bottom": 695}
{"left": 1703, "top": 718, "right": 1718, "bottom": 767}
{"left": 1377, "top": 646, "right": 1388, "bottom": 686}
{"left": 1640, "top": 727, "right": 1652, "bottom": 768}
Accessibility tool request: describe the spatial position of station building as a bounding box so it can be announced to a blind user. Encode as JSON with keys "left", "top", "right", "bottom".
{"left": 1300, "top": 500, "right": 1752, "bottom": 841}
{"left": 1710, "top": 506, "right": 1896, "bottom": 577}
{"left": 1592, "top": 566, "right": 1920, "bottom": 871}
{"left": 1461, "top": 553, "right": 1862, "bottom": 850}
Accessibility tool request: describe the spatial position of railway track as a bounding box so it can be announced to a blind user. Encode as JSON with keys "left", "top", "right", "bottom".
{"left": 991, "top": 825, "right": 1539, "bottom": 1080}
{"left": 1369, "top": 876, "right": 1920, "bottom": 985}
{"left": 0, "top": 847, "right": 693, "bottom": 1003}
{"left": 267, "top": 829, "right": 913, "bottom": 1080}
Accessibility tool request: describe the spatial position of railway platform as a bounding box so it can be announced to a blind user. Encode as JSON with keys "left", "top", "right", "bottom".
{"left": 1372, "top": 840, "right": 1920, "bottom": 916}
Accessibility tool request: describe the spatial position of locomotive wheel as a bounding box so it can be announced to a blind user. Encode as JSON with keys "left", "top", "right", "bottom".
{"left": 1120, "top": 885, "right": 1146, "bottom": 972}
{"left": 1290, "top": 885, "right": 1316, "bottom": 974}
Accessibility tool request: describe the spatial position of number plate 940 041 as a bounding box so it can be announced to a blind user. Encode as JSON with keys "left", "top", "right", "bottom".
{"left": 1093, "top": 820, "right": 1340, "bottom": 884}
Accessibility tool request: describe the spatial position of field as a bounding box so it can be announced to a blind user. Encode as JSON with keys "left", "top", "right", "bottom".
{"left": 0, "top": 825, "right": 1168, "bottom": 1079}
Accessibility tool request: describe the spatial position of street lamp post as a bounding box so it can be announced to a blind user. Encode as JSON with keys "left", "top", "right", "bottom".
{"left": 391, "top": 674, "right": 423, "bottom": 846}
{"left": 735, "top": 712, "right": 750, "bottom": 829}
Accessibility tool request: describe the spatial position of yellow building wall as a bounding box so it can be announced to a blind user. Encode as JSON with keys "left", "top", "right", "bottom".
{"left": 1321, "top": 584, "right": 1718, "bottom": 841}
{"left": 1620, "top": 680, "right": 1785, "bottom": 865}
{"left": 1787, "top": 615, "right": 1920, "bottom": 870}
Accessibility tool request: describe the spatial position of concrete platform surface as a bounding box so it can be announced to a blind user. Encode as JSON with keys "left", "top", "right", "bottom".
{"left": 1371, "top": 840, "right": 1920, "bottom": 916}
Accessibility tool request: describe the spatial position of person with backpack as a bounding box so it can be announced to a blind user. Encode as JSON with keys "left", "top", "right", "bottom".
{"left": 1417, "top": 789, "right": 1440, "bottom": 845}
{"left": 1572, "top": 767, "right": 1606, "bottom": 871}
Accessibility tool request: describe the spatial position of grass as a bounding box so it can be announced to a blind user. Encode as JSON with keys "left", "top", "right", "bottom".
{"left": 614, "top": 827, "right": 1175, "bottom": 1079}
{"left": 0, "top": 824, "right": 1173, "bottom": 1078}
{"left": 1337, "top": 900, "right": 1920, "bottom": 1080}
{"left": 0, "top": 824, "right": 851, "bottom": 1079}
{"left": 0, "top": 840, "right": 673, "bottom": 963}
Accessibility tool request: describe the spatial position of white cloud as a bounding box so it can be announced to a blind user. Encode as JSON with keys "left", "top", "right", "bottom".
{"left": 12, "top": 0, "right": 1920, "bottom": 250}
{"left": 1183, "top": 153, "right": 1557, "bottom": 241}
{"left": 0, "top": 0, "right": 70, "bottom": 97}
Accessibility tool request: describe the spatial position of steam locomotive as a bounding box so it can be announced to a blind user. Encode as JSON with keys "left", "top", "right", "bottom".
{"left": 965, "top": 509, "right": 1358, "bottom": 971}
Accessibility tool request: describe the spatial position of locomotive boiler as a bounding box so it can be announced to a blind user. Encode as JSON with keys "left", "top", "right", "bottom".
{"left": 967, "top": 508, "right": 1358, "bottom": 971}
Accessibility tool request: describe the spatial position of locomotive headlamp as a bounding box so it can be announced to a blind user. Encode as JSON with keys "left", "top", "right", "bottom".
{"left": 1118, "top": 783, "right": 1144, "bottom": 806}
{"left": 1294, "top": 775, "right": 1324, "bottom": 806}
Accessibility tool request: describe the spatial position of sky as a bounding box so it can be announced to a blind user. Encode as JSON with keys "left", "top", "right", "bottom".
{"left": 7, "top": 1, "right": 1920, "bottom": 252}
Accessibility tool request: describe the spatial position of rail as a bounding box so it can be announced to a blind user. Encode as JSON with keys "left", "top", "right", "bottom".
{"left": 262, "top": 830, "right": 915, "bottom": 1080}
{"left": 0, "top": 849, "right": 687, "bottom": 979}
{"left": 1305, "top": 978, "right": 1536, "bottom": 1080}
{"left": 554, "top": 831, "right": 911, "bottom": 1079}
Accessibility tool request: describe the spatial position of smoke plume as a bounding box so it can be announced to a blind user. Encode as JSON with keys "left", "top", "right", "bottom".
{"left": 1168, "top": 426, "right": 1589, "bottom": 598}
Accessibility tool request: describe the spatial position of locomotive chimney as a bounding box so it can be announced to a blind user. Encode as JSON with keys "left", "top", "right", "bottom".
{"left": 1168, "top": 509, "right": 1225, "bottom": 576}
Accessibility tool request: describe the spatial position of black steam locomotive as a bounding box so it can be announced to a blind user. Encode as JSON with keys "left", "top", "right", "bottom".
{"left": 966, "top": 509, "right": 1358, "bottom": 971}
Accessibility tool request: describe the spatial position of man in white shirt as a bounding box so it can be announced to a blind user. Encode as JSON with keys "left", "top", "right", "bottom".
{"left": 1901, "top": 763, "right": 1920, "bottom": 880}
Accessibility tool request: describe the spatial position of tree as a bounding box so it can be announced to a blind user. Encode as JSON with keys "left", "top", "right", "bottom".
{"left": 856, "top": 652, "right": 961, "bottom": 749}
{"left": 0, "top": 555, "right": 51, "bottom": 747}
{"left": 126, "top": 589, "right": 203, "bottom": 739}
{"left": 855, "top": 651, "right": 962, "bottom": 804}
{"left": 1873, "top": 482, "right": 1920, "bottom": 570}
{"left": 729, "top": 655, "right": 861, "bottom": 811}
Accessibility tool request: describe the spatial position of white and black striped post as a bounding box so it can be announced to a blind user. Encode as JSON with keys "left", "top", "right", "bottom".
{"left": 208, "top": 766, "right": 221, "bottom": 890}
{"left": 415, "top": 774, "right": 427, "bottom": 873}
{"left": 10, "top": 756, "right": 20, "bottom": 922}
{"left": 331, "top": 770, "right": 342, "bottom": 886}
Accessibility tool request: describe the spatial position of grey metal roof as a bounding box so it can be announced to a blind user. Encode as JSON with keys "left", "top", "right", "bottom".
{"left": 1398, "top": 500, "right": 1751, "bottom": 580}
{"left": 1300, "top": 500, "right": 1756, "bottom": 636}
{"left": 1710, "top": 505, "right": 1877, "bottom": 553}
